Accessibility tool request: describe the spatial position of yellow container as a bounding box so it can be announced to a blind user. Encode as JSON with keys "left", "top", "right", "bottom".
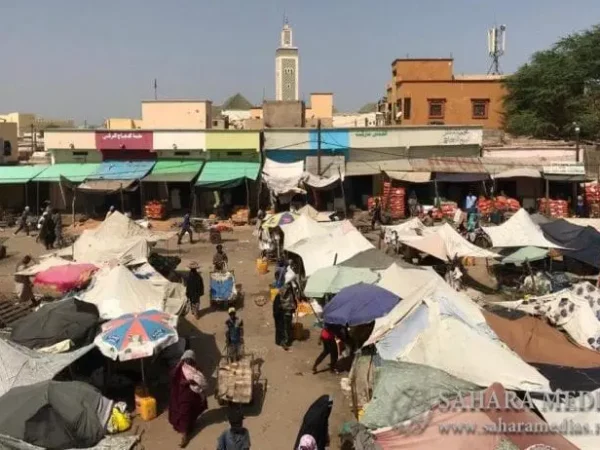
{"left": 256, "top": 258, "right": 268, "bottom": 275}
{"left": 135, "top": 387, "right": 157, "bottom": 421}
{"left": 270, "top": 287, "right": 279, "bottom": 302}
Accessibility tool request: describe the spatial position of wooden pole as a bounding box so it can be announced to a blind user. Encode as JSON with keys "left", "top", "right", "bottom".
{"left": 120, "top": 183, "right": 125, "bottom": 212}
{"left": 339, "top": 167, "right": 348, "bottom": 218}
{"left": 545, "top": 178, "right": 550, "bottom": 215}
{"left": 140, "top": 181, "right": 145, "bottom": 217}
{"left": 245, "top": 178, "right": 250, "bottom": 210}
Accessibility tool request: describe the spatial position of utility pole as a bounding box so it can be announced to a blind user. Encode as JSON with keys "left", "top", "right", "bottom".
{"left": 574, "top": 122, "right": 581, "bottom": 163}
{"left": 317, "top": 119, "right": 322, "bottom": 176}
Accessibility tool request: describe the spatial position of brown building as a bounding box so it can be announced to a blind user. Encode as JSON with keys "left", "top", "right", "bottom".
{"left": 385, "top": 58, "right": 506, "bottom": 129}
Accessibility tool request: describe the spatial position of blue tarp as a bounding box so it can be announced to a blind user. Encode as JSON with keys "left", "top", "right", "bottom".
{"left": 323, "top": 283, "right": 400, "bottom": 326}
{"left": 210, "top": 273, "right": 235, "bottom": 302}
{"left": 87, "top": 161, "right": 155, "bottom": 180}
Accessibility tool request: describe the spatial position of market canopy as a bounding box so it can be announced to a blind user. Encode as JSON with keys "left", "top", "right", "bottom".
{"left": 195, "top": 161, "right": 260, "bottom": 189}
{"left": 398, "top": 223, "right": 499, "bottom": 261}
{"left": 501, "top": 246, "right": 549, "bottom": 266}
{"left": 280, "top": 214, "right": 328, "bottom": 249}
{"left": 0, "top": 165, "right": 48, "bottom": 184}
{"left": 304, "top": 266, "right": 379, "bottom": 298}
{"left": 143, "top": 160, "right": 204, "bottom": 183}
{"left": 34, "top": 163, "right": 101, "bottom": 183}
{"left": 541, "top": 219, "right": 600, "bottom": 268}
{"left": 482, "top": 208, "right": 561, "bottom": 248}
{"left": 323, "top": 283, "right": 400, "bottom": 326}
{"left": 385, "top": 171, "right": 431, "bottom": 183}
{"left": 261, "top": 159, "right": 305, "bottom": 195}
{"left": 86, "top": 160, "right": 155, "bottom": 181}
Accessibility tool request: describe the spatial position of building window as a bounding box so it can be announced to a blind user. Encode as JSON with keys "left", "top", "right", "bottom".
{"left": 472, "top": 99, "right": 490, "bottom": 119}
{"left": 403, "top": 97, "right": 412, "bottom": 119}
{"left": 429, "top": 121, "right": 445, "bottom": 125}
{"left": 428, "top": 99, "right": 445, "bottom": 119}
{"left": 3, "top": 141, "right": 11, "bottom": 156}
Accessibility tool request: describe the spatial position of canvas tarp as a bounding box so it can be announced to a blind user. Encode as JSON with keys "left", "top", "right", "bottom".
{"left": 72, "top": 233, "right": 149, "bottom": 266}
{"left": 0, "top": 339, "right": 93, "bottom": 397}
{"left": 86, "top": 211, "right": 175, "bottom": 243}
{"left": 76, "top": 179, "right": 137, "bottom": 193}
{"left": 373, "top": 383, "right": 576, "bottom": 450}
{"left": 385, "top": 171, "right": 431, "bottom": 183}
{"left": 360, "top": 361, "right": 477, "bottom": 430}
{"left": 541, "top": 219, "right": 600, "bottom": 268}
{"left": 492, "top": 167, "right": 542, "bottom": 179}
{"left": 287, "top": 220, "right": 374, "bottom": 276}
{"left": 297, "top": 204, "right": 333, "bottom": 222}
{"left": 281, "top": 214, "right": 329, "bottom": 250}
{"left": 0, "top": 435, "right": 139, "bottom": 450}
{"left": 339, "top": 249, "right": 412, "bottom": 271}
{"left": 565, "top": 218, "right": 600, "bottom": 233}
{"left": 376, "top": 264, "right": 441, "bottom": 300}
{"left": 366, "top": 278, "right": 550, "bottom": 392}
{"left": 78, "top": 265, "right": 184, "bottom": 320}
{"left": 494, "top": 282, "right": 600, "bottom": 352}
{"left": 397, "top": 223, "right": 499, "bottom": 261}
{"left": 483, "top": 310, "right": 600, "bottom": 368}
{"left": 501, "top": 246, "right": 549, "bottom": 265}
{"left": 304, "top": 266, "right": 379, "bottom": 298}
{"left": 303, "top": 172, "right": 341, "bottom": 189}
{"left": 261, "top": 159, "right": 306, "bottom": 195}
{"left": 15, "top": 257, "right": 71, "bottom": 276}
{"left": 482, "top": 208, "right": 560, "bottom": 248}
{"left": 382, "top": 218, "right": 431, "bottom": 245}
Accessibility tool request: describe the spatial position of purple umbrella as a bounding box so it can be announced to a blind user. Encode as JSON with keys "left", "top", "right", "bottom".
{"left": 323, "top": 283, "right": 400, "bottom": 326}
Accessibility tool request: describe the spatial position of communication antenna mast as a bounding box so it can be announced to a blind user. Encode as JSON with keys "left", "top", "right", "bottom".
{"left": 487, "top": 24, "right": 506, "bottom": 75}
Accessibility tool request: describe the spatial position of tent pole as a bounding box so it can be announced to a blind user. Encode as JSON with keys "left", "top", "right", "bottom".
{"left": 245, "top": 178, "right": 250, "bottom": 211}
{"left": 36, "top": 181, "right": 39, "bottom": 213}
{"left": 339, "top": 168, "right": 347, "bottom": 218}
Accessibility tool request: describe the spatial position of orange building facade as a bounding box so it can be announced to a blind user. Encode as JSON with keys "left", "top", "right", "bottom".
{"left": 385, "top": 58, "right": 507, "bottom": 129}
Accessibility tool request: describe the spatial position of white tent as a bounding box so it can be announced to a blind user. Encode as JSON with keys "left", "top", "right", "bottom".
{"left": 398, "top": 223, "right": 499, "bottom": 261}
{"left": 89, "top": 211, "right": 176, "bottom": 243}
{"left": 262, "top": 159, "right": 306, "bottom": 195}
{"left": 298, "top": 204, "right": 332, "bottom": 222}
{"left": 482, "top": 208, "right": 560, "bottom": 248}
{"left": 287, "top": 221, "right": 373, "bottom": 276}
{"left": 280, "top": 215, "right": 329, "bottom": 250}
{"left": 72, "top": 233, "right": 149, "bottom": 266}
{"left": 366, "top": 276, "right": 550, "bottom": 392}
{"left": 382, "top": 218, "right": 431, "bottom": 245}
{"left": 78, "top": 265, "right": 185, "bottom": 320}
{"left": 376, "top": 263, "right": 441, "bottom": 299}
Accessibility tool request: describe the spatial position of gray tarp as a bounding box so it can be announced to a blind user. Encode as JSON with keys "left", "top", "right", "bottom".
{"left": 360, "top": 360, "right": 477, "bottom": 430}
{"left": 0, "top": 339, "right": 93, "bottom": 397}
{"left": 0, "top": 381, "right": 107, "bottom": 449}
{"left": 0, "top": 435, "right": 138, "bottom": 450}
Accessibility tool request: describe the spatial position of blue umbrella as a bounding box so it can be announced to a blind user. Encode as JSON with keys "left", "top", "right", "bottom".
{"left": 323, "top": 283, "right": 400, "bottom": 326}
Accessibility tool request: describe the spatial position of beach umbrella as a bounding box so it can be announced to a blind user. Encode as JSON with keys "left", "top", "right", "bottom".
{"left": 94, "top": 310, "right": 178, "bottom": 361}
{"left": 261, "top": 212, "right": 299, "bottom": 229}
{"left": 304, "top": 266, "right": 380, "bottom": 298}
{"left": 323, "top": 283, "right": 400, "bottom": 326}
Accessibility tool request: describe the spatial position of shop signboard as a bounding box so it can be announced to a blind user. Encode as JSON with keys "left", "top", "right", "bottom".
{"left": 95, "top": 131, "right": 153, "bottom": 150}
{"left": 542, "top": 161, "right": 585, "bottom": 176}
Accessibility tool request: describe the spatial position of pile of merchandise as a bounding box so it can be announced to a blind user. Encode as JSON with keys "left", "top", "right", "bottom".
{"left": 144, "top": 200, "right": 167, "bottom": 220}
{"left": 584, "top": 183, "right": 600, "bottom": 218}
{"left": 439, "top": 201, "right": 458, "bottom": 219}
{"left": 231, "top": 207, "right": 250, "bottom": 225}
{"left": 537, "top": 198, "right": 569, "bottom": 218}
{"left": 382, "top": 182, "right": 406, "bottom": 219}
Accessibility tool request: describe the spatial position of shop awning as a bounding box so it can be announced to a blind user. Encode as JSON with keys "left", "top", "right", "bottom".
{"left": 493, "top": 168, "right": 542, "bottom": 179}
{"left": 33, "top": 163, "right": 101, "bottom": 183}
{"left": 86, "top": 161, "right": 155, "bottom": 181}
{"left": 77, "top": 180, "right": 137, "bottom": 193}
{"left": 435, "top": 172, "right": 490, "bottom": 183}
{"left": 195, "top": 161, "right": 260, "bottom": 189}
{"left": 386, "top": 171, "right": 432, "bottom": 183}
{"left": 345, "top": 162, "right": 381, "bottom": 177}
{"left": 0, "top": 165, "right": 48, "bottom": 184}
{"left": 143, "top": 160, "right": 204, "bottom": 183}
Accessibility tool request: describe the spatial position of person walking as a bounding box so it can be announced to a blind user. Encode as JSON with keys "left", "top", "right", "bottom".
{"left": 280, "top": 283, "right": 297, "bottom": 351}
{"left": 42, "top": 211, "right": 56, "bottom": 250}
{"left": 53, "top": 211, "right": 64, "bottom": 248}
{"left": 371, "top": 197, "right": 382, "bottom": 230}
{"left": 13, "top": 206, "right": 30, "bottom": 236}
{"left": 177, "top": 213, "right": 194, "bottom": 245}
{"left": 293, "top": 395, "right": 334, "bottom": 450}
{"left": 168, "top": 350, "right": 208, "bottom": 448}
{"left": 14, "top": 255, "right": 35, "bottom": 304}
{"left": 186, "top": 262, "right": 204, "bottom": 319}
{"left": 312, "top": 324, "right": 339, "bottom": 374}
{"left": 216, "top": 407, "right": 251, "bottom": 450}
{"left": 225, "top": 307, "right": 244, "bottom": 362}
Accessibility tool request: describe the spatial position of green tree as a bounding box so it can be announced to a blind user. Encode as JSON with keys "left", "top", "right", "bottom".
{"left": 504, "top": 25, "right": 600, "bottom": 140}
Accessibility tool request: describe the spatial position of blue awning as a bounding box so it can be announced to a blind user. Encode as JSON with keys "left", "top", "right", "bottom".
{"left": 86, "top": 161, "right": 155, "bottom": 181}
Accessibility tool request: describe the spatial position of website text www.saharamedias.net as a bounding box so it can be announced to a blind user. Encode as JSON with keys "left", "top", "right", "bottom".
{"left": 438, "top": 419, "right": 600, "bottom": 436}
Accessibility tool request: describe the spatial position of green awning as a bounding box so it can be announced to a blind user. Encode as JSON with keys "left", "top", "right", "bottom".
{"left": 33, "top": 163, "right": 101, "bottom": 183}
{"left": 0, "top": 165, "right": 49, "bottom": 184}
{"left": 195, "top": 161, "right": 260, "bottom": 189}
{"left": 143, "top": 160, "right": 204, "bottom": 183}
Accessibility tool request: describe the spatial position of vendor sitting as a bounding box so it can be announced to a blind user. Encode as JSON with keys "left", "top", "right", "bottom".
{"left": 213, "top": 244, "right": 229, "bottom": 271}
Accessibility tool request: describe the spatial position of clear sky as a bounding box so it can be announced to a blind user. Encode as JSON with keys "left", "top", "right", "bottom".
{"left": 1, "top": 0, "right": 599, "bottom": 124}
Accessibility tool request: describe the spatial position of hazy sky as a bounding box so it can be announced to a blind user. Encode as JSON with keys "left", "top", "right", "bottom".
{"left": 1, "top": 1, "right": 599, "bottom": 124}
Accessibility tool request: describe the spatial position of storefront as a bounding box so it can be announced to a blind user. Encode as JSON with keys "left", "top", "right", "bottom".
{"left": 95, "top": 131, "right": 155, "bottom": 161}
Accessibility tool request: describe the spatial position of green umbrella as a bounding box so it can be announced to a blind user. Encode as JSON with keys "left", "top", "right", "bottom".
{"left": 304, "top": 266, "right": 380, "bottom": 298}
{"left": 502, "top": 246, "right": 549, "bottom": 266}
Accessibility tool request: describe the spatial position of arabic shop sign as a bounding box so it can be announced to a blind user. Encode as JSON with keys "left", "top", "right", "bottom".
{"left": 95, "top": 131, "right": 153, "bottom": 150}
{"left": 353, "top": 130, "right": 388, "bottom": 138}
{"left": 542, "top": 161, "right": 585, "bottom": 176}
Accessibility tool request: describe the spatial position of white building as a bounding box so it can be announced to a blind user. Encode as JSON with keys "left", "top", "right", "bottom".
{"left": 275, "top": 20, "right": 299, "bottom": 101}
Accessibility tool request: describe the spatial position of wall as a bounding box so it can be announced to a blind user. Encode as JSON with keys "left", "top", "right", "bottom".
{"left": 483, "top": 147, "right": 577, "bottom": 162}
{"left": 45, "top": 130, "right": 96, "bottom": 149}
{"left": 249, "top": 107, "right": 263, "bottom": 119}
{"left": 263, "top": 101, "right": 305, "bottom": 128}
{"left": 105, "top": 118, "right": 141, "bottom": 129}
{"left": 153, "top": 131, "right": 206, "bottom": 150}
{"left": 206, "top": 131, "right": 260, "bottom": 162}
{"left": 392, "top": 59, "right": 453, "bottom": 81}
{"left": 141, "top": 101, "right": 212, "bottom": 129}
{"left": 0, "top": 112, "right": 35, "bottom": 136}
{"left": 0, "top": 122, "right": 19, "bottom": 163}
{"left": 348, "top": 126, "right": 482, "bottom": 149}
{"left": 333, "top": 113, "right": 383, "bottom": 128}
{"left": 51, "top": 149, "right": 103, "bottom": 164}
{"left": 308, "top": 93, "right": 333, "bottom": 119}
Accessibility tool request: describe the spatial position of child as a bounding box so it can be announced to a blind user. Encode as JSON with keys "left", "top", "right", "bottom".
{"left": 217, "top": 408, "right": 251, "bottom": 450}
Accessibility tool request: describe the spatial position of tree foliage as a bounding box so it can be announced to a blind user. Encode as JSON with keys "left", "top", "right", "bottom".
{"left": 504, "top": 25, "right": 600, "bottom": 140}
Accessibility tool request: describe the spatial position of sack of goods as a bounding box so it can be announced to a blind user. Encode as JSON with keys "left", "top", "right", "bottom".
{"left": 144, "top": 200, "right": 167, "bottom": 220}
{"left": 585, "top": 182, "right": 600, "bottom": 203}
{"left": 493, "top": 195, "right": 520, "bottom": 211}
{"left": 537, "top": 198, "right": 569, "bottom": 218}
{"left": 382, "top": 183, "right": 406, "bottom": 219}
{"left": 477, "top": 198, "right": 493, "bottom": 215}
{"left": 440, "top": 202, "right": 458, "bottom": 219}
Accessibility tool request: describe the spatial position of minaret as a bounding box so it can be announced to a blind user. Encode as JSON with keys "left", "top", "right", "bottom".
{"left": 275, "top": 19, "right": 299, "bottom": 101}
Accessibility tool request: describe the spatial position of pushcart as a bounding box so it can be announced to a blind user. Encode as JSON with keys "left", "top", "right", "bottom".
{"left": 209, "top": 270, "right": 238, "bottom": 308}
{"left": 215, "top": 351, "right": 256, "bottom": 406}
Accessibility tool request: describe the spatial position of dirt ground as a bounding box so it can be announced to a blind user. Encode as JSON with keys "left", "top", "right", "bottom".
{"left": 0, "top": 224, "right": 354, "bottom": 450}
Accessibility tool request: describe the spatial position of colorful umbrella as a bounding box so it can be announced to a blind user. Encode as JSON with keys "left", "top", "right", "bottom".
{"left": 323, "top": 283, "right": 400, "bottom": 326}
{"left": 261, "top": 212, "right": 299, "bottom": 229}
{"left": 94, "top": 310, "right": 178, "bottom": 361}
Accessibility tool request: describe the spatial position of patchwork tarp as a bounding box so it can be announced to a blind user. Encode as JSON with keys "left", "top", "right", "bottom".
{"left": 483, "top": 310, "right": 600, "bottom": 368}
{"left": 261, "top": 159, "right": 306, "bottom": 195}
{"left": 281, "top": 215, "right": 329, "bottom": 250}
{"left": 288, "top": 221, "right": 374, "bottom": 276}
{"left": 494, "top": 282, "right": 600, "bottom": 352}
{"left": 397, "top": 223, "right": 499, "bottom": 261}
{"left": 361, "top": 361, "right": 477, "bottom": 430}
{"left": 0, "top": 339, "right": 93, "bottom": 397}
{"left": 483, "top": 208, "right": 560, "bottom": 248}
{"left": 542, "top": 219, "right": 600, "bottom": 268}
{"left": 78, "top": 265, "right": 184, "bottom": 320}
{"left": 304, "top": 266, "right": 379, "bottom": 298}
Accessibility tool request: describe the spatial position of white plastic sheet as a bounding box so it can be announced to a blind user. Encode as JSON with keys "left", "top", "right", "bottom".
{"left": 482, "top": 208, "right": 561, "bottom": 248}
{"left": 261, "top": 159, "right": 306, "bottom": 195}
